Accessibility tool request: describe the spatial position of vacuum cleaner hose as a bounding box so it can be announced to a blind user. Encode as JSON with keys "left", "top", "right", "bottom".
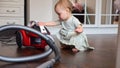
{"left": 0, "top": 24, "right": 60, "bottom": 68}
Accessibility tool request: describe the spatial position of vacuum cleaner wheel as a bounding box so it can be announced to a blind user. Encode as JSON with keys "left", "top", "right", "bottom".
{"left": 16, "top": 31, "right": 22, "bottom": 48}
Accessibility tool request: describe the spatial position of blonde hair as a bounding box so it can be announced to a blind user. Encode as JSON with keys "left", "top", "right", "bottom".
{"left": 55, "top": 0, "right": 73, "bottom": 12}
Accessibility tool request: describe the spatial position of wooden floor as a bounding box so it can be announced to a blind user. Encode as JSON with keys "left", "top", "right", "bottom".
{"left": 0, "top": 34, "right": 117, "bottom": 68}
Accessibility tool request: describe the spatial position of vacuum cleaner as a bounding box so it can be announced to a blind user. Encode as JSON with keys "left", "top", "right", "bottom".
{"left": 0, "top": 22, "right": 60, "bottom": 68}
{"left": 16, "top": 21, "right": 51, "bottom": 49}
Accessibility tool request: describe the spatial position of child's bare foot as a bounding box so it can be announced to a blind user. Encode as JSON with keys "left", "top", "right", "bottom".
{"left": 72, "top": 48, "right": 79, "bottom": 53}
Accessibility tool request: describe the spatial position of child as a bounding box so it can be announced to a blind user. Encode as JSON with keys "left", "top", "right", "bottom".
{"left": 38, "top": 0, "right": 94, "bottom": 53}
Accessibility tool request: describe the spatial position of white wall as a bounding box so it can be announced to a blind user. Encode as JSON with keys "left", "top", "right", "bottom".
{"left": 30, "top": 0, "right": 53, "bottom": 22}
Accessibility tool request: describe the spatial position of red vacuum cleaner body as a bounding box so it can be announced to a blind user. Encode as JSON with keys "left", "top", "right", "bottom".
{"left": 16, "top": 21, "right": 50, "bottom": 49}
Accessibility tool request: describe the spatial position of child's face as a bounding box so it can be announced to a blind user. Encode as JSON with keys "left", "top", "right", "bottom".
{"left": 55, "top": 6, "right": 70, "bottom": 21}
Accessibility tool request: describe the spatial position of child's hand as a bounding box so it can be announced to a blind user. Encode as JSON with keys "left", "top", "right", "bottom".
{"left": 75, "top": 28, "right": 83, "bottom": 33}
{"left": 37, "top": 22, "right": 46, "bottom": 26}
{"left": 75, "top": 25, "right": 83, "bottom": 33}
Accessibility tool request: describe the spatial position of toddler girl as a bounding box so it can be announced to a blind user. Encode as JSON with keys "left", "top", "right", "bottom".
{"left": 38, "top": 0, "right": 94, "bottom": 53}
